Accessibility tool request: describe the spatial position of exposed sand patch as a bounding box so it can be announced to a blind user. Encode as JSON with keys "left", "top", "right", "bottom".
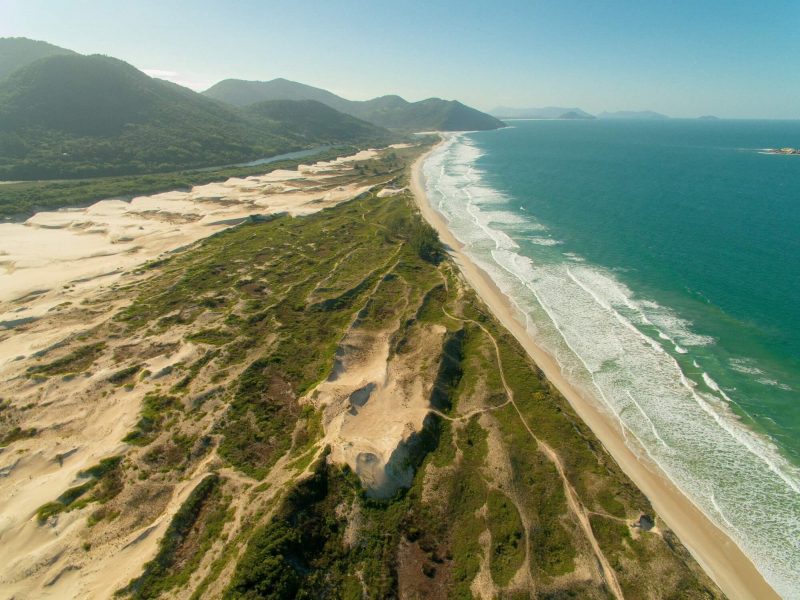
{"left": 471, "top": 508, "right": 498, "bottom": 600}
{"left": 376, "top": 187, "right": 407, "bottom": 198}
{"left": 315, "top": 318, "right": 447, "bottom": 498}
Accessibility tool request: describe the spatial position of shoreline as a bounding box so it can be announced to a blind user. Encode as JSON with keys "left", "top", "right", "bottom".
{"left": 410, "top": 142, "right": 780, "bottom": 600}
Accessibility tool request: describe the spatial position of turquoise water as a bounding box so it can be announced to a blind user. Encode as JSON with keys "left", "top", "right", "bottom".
{"left": 422, "top": 120, "right": 800, "bottom": 597}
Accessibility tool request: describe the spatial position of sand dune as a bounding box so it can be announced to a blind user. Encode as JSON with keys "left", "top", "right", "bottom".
{"left": 0, "top": 147, "right": 395, "bottom": 598}
{"left": 0, "top": 149, "right": 386, "bottom": 372}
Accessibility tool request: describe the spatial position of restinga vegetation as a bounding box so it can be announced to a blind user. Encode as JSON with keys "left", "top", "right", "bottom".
{"left": 203, "top": 77, "right": 506, "bottom": 132}
{"left": 0, "top": 144, "right": 721, "bottom": 598}
{"left": 0, "top": 145, "right": 359, "bottom": 220}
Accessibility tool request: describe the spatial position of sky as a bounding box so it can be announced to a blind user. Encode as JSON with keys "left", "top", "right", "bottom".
{"left": 1, "top": 0, "right": 799, "bottom": 118}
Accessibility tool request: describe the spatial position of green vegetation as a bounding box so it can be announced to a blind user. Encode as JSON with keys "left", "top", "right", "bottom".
{"left": 218, "top": 359, "right": 301, "bottom": 479}
{"left": 0, "top": 52, "right": 394, "bottom": 180}
{"left": 0, "top": 37, "right": 74, "bottom": 81}
{"left": 247, "top": 99, "right": 392, "bottom": 144}
{"left": 0, "top": 145, "right": 353, "bottom": 220}
{"left": 122, "top": 393, "right": 183, "bottom": 446}
{"left": 36, "top": 456, "right": 123, "bottom": 522}
{"left": 486, "top": 490, "right": 526, "bottom": 585}
{"left": 225, "top": 455, "right": 402, "bottom": 599}
{"left": 120, "top": 474, "right": 231, "bottom": 599}
{"left": 186, "top": 328, "right": 237, "bottom": 346}
{"left": 26, "top": 342, "right": 105, "bottom": 377}
{"left": 108, "top": 364, "right": 142, "bottom": 385}
{"left": 0, "top": 425, "right": 37, "bottom": 447}
{"left": 203, "top": 77, "right": 505, "bottom": 132}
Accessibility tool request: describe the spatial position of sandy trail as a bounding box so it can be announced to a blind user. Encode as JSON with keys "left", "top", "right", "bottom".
{"left": 411, "top": 145, "right": 779, "bottom": 600}
{"left": 440, "top": 301, "right": 624, "bottom": 600}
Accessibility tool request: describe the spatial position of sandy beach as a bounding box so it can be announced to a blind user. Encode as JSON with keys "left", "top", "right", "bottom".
{"left": 410, "top": 145, "right": 780, "bottom": 600}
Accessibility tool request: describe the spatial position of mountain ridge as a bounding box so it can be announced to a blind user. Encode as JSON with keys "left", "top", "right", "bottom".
{"left": 203, "top": 78, "right": 504, "bottom": 132}
{"left": 0, "top": 37, "right": 75, "bottom": 81}
{"left": 0, "top": 50, "right": 394, "bottom": 179}
{"left": 489, "top": 106, "right": 594, "bottom": 119}
{"left": 597, "top": 110, "right": 670, "bottom": 119}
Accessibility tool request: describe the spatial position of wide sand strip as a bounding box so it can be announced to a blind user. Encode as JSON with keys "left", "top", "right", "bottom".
{"left": 410, "top": 145, "right": 779, "bottom": 600}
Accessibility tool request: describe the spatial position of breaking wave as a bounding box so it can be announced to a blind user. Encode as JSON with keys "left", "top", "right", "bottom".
{"left": 423, "top": 134, "right": 800, "bottom": 598}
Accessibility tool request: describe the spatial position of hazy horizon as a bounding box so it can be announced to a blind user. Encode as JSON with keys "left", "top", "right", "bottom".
{"left": 1, "top": 0, "right": 799, "bottom": 119}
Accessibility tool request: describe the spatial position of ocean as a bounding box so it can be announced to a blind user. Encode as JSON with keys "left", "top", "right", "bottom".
{"left": 422, "top": 119, "right": 800, "bottom": 597}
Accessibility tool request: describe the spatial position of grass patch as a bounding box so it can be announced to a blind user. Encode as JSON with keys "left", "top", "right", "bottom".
{"left": 36, "top": 456, "right": 124, "bottom": 522}
{"left": 27, "top": 342, "right": 105, "bottom": 377}
{"left": 486, "top": 489, "right": 526, "bottom": 586}
{"left": 186, "top": 328, "right": 237, "bottom": 346}
{"left": 122, "top": 393, "right": 182, "bottom": 446}
{"left": 108, "top": 364, "right": 142, "bottom": 385}
{"left": 119, "top": 474, "right": 230, "bottom": 598}
{"left": 0, "top": 426, "right": 37, "bottom": 447}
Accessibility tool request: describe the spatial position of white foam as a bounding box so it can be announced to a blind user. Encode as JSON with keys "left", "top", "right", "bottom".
{"left": 730, "top": 358, "right": 765, "bottom": 376}
{"left": 758, "top": 378, "right": 793, "bottom": 391}
{"left": 528, "top": 237, "right": 563, "bottom": 246}
{"left": 422, "top": 134, "right": 800, "bottom": 599}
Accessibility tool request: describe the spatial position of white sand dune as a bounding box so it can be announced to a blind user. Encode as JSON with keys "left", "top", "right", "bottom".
{"left": 0, "top": 149, "right": 382, "bottom": 372}
{"left": 0, "top": 148, "right": 400, "bottom": 598}
{"left": 316, "top": 323, "right": 445, "bottom": 499}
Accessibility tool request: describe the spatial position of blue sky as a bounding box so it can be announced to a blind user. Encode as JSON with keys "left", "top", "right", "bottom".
{"left": 1, "top": 0, "right": 798, "bottom": 118}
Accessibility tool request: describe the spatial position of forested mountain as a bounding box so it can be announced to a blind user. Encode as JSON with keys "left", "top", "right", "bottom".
{"left": 204, "top": 78, "right": 505, "bottom": 131}
{"left": 205, "top": 78, "right": 352, "bottom": 112}
{"left": 246, "top": 99, "right": 391, "bottom": 144}
{"left": 0, "top": 50, "right": 393, "bottom": 179}
{"left": 0, "top": 37, "right": 74, "bottom": 81}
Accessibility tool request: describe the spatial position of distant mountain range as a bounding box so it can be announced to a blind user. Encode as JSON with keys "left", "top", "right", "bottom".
{"left": 597, "top": 110, "right": 669, "bottom": 120}
{"left": 203, "top": 79, "right": 505, "bottom": 132}
{"left": 490, "top": 106, "right": 671, "bottom": 120}
{"left": 0, "top": 38, "right": 501, "bottom": 180}
{"left": 489, "top": 106, "right": 595, "bottom": 120}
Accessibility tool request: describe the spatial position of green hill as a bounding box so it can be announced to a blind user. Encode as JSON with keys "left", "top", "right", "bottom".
{"left": 206, "top": 78, "right": 352, "bottom": 113}
{"left": 0, "top": 37, "right": 75, "bottom": 81}
{"left": 247, "top": 99, "right": 391, "bottom": 144}
{"left": 204, "top": 78, "right": 505, "bottom": 131}
{"left": 0, "top": 54, "right": 394, "bottom": 179}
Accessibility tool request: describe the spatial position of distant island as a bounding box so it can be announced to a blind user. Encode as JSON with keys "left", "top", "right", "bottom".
{"left": 698, "top": 115, "right": 720, "bottom": 120}
{"left": 765, "top": 147, "right": 800, "bottom": 155}
{"left": 490, "top": 106, "right": 675, "bottom": 120}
